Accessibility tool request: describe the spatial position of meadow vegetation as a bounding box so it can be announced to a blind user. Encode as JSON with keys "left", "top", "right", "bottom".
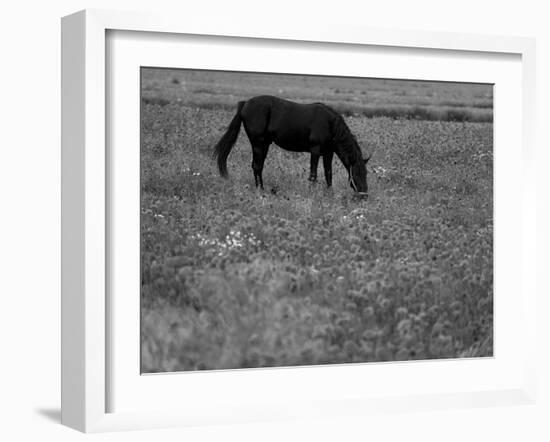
{"left": 143, "top": 69, "right": 493, "bottom": 122}
{"left": 140, "top": 69, "right": 493, "bottom": 372}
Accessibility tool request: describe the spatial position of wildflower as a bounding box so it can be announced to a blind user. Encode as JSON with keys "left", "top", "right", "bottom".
{"left": 431, "top": 322, "right": 444, "bottom": 335}
{"left": 397, "top": 319, "right": 412, "bottom": 337}
{"left": 395, "top": 347, "right": 410, "bottom": 360}
{"left": 343, "top": 340, "right": 359, "bottom": 356}
{"left": 361, "top": 328, "right": 381, "bottom": 341}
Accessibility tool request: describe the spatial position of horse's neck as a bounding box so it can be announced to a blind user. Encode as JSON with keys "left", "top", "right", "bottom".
{"left": 334, "top": 143, "right": 357, "bottom": 171}
{"left": 334, "top": 149, "right": 350, "bottom": 169}
{"left": 332, "top": 120, "right": 359, "bottom": 170}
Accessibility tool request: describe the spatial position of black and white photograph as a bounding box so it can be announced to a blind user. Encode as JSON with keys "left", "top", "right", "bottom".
{"left": 140, "top": 68, "right": 493, "bottom": 373}
{"left": 4, "top": 0, "right": 549, "bottom": 439}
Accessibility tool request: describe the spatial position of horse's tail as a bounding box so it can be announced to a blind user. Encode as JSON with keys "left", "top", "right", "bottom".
{"left": 213, "top": 100, "right": 246, "bottom": 177}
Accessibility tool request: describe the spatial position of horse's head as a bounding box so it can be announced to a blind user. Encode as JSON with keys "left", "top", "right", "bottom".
{"left": 348, "top": 152, "right": 371, "bottom": 197}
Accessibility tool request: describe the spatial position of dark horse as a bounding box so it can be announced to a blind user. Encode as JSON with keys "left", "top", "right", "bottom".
{"left": 213, "top": 95, "right": 370, "bottom": 196}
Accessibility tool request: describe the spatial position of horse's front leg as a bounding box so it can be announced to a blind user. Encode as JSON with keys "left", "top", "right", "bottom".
{"left": 323, "top": 151, "right": 334, "bottom": 188}
{"left": 309, "top": 147, "right": 321, "bottom": 183}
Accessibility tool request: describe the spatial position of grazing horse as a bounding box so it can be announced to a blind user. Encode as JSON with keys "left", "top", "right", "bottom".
{"left": 213, "top": 95, "right": 371, "bottom": 196}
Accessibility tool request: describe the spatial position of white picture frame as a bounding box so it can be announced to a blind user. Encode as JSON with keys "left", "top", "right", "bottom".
{"left": 61, "top": 9, "right": 537, "bottom": 433}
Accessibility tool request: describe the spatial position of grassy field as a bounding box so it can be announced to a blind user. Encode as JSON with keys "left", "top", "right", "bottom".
{"left": 140, "top": 69, "right": 493, "bottom": 373}
{"left": 142, "top": 69, "right": 493, "bottom": 122}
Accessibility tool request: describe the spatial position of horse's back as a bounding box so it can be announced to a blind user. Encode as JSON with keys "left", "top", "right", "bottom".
{"left": 243, "top": 95, "right": 331, "bottom": 122}
{"left": 240, "top": 95, "right": 336, "bottom": 150}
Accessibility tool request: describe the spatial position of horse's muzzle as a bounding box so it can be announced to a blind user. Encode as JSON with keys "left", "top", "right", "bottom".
{"left": 356, "top": 192, "right": 368, "bottom": 199}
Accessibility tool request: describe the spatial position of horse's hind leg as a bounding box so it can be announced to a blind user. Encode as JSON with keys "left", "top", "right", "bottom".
{"left": 251, "top": 142, "right": 269, "bottom": 189}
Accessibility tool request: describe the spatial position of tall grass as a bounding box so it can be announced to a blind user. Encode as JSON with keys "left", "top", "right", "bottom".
{"left": 142, "top": 97, "right": 492, "bottom": 123}
{"left": 140, "top": 103, "right": 493, "bottom": 372}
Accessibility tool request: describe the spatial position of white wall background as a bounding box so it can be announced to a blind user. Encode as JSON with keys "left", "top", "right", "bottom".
{"left": 0, "top": 1, "right": 547, "bottom": 440}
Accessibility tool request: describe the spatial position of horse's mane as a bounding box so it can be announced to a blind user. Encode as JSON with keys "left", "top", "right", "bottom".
{"left": 329, "top": 111, "right": 364, "bottom": 164}
{"left": 312, "top": 102, "right": 364, "bottom": 164}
